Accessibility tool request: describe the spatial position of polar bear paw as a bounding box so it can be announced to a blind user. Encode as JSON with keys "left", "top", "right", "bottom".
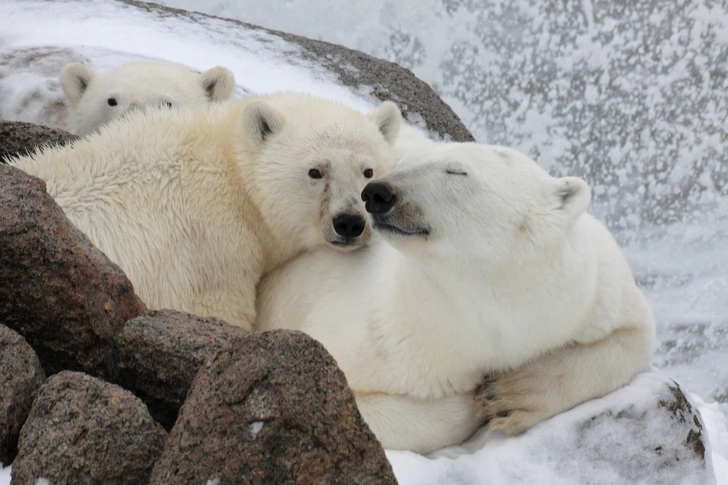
{"left": 474, "top": 365, "right": 561, "bottom": 435}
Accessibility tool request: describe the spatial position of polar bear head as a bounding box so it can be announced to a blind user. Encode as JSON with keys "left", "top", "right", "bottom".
{"left": 361, "top": 142, "right": 591, "bottom": 268}
{"left": 60, "top": 61, "right": 235, "bottom": 135}
{"left": 239, "top": 94, "right": 401, "bottom": 251}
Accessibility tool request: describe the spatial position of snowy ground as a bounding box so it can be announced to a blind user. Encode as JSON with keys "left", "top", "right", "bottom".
{"left": 1, "top": 0, "right": 727, "bottom": 483}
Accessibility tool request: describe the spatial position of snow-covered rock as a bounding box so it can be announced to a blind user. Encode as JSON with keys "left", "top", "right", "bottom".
{"left": 0, "top": 0, "right": 472, "bottom": 141}
{"left": 388, "top": 371, "right": 716, "bottom": 485}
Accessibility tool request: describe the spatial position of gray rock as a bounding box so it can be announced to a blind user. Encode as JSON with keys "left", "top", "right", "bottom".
{"left": 120, "top": 0, "right": 473, "bottom": 142}
{"left": 0, "top": 121, "right": 77, "bottom": 164}
{"left": 0, "top": 164, "right": 146, "bottom": 379}
{"left": 116, "top": 309, "right": 249, "bottom": 430}
{"left": 150, "top": 330, "right": 397, "bottom": 485}
{"left": 0, "top": 324, "right": 46, "bottom": 465}
{"left": 12, "top": 371, "right": 167, "bottom": 485}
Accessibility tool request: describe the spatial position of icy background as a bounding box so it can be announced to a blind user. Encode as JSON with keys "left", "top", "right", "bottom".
{"left": 0, "top": 0, "right": 727, "bottom": 482}
{"left": 153, "top": 0, "right": 728, "bottom": 417}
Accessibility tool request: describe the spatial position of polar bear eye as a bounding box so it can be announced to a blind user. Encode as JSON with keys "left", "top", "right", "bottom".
{"left": 308, "top": 169, "right": 323, "bottom": 179}
{"left": 107, "top": 98, "right": 117, "bottom": 107}
{"left": 363, "top": 168, "right": 374, "bottom": 178}
{"left": 165, "top": 102, "right": 173, "bottom": 108}
{"left": 445, "top": 169, "right": 468, "bottom": 176}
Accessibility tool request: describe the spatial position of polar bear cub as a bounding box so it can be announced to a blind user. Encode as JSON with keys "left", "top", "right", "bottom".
{"left": 10, "top": 93, "right": 401, "bottom": 330}
{"left": 60, "top": 61, "right": 235, "bottom": 135}
{"left": 257, "top": 141, "right": 655, "bottom": 453}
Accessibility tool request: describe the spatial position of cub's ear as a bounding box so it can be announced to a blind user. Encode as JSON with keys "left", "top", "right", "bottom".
{"left": 367, "top": 101, "right": 401, "bottom": 145}
{"left": 199, "top": 66, "right": 235, "bottom": 101}
{"left": 241, "top": 101, "right": 284, "bottom": 147}
{"left": 59, "top": 62, "right": 95, "bottom": 107}
{"left": 551, "top": 176, "right": 591, "bottom": 218}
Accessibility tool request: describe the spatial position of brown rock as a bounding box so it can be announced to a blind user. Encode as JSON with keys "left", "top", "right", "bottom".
{"left": 150, "top": 330, "right": 397, "bottom": 485}
{"left": 0, "top": 324, "right": 46, "bottom": 465}
{"left": 0, "top": 165, "right": 146, "bottom": 379}
{"left": 12, "top": 371, "right": 167, "bottom": 485}
{"left": 0, "top": 121, "right": 77, "bottom": 164}
{"left": 116, "top": 309, "right": 249, "bottom": 430}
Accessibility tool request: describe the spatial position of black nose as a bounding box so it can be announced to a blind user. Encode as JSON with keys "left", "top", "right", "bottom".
{"left": 333, "top": 213, "right": 365, "bottom": 238}
{"left": 361, "top": 182, "right": 397, "bottom": 214}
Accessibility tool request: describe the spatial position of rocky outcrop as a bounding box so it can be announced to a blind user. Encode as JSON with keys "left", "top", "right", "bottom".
{"left": 0, "top": 324, "right": 46, "bottom": 465}
{"left": 150, "top": 330, "right": 397, "bottom": 485}
{"left": 0, "top": 164, "right": 147, "bottom": 379}
{"left": 0, "top": 121, "right": 77, "bottom": 164}
{"left": 12, "top": 371, "right": 167, "bottom": 485}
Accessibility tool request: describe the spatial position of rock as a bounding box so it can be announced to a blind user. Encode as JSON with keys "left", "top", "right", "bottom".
{"left": 420, "top": 371, "right": 713, "bottom": 485}
{"left": 0, "top": 165, "right": 146, "bottom": 379}
{"left": 0, "top": 324, "right": 46, "bottom": 465}
{"left": 150, "top": 330, "right": 397, "bottom": 485}
{"left": 12, "top": 371, "right": 167, "bottom": 485}
{"left": 121, "top": 0, "right": 473, "bottom": 142}
{"left": 116, "top": 309, "right": 249, "bottom": 430}
{"left": 0, "top": 121, "right": 77, "bottom": 164}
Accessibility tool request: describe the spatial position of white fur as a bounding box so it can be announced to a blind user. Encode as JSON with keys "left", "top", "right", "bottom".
{"left": 257, "top": 140, "right": 655, "bottom": 453}
{"left": 60, "top": 61, "right": 236, "bottom": 135}
{"left": 10, "top": 93, "right": 401, "bottom": 330}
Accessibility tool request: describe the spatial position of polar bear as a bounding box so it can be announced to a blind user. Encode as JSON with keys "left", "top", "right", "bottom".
{"left": 60, "top": 61, "right": 235, "bottom": 135}
{"left": 10, "top": 93, "right": 401, "bottom": 330}
{"left": 256, "top": 141, "right": 655, "bottom": 453}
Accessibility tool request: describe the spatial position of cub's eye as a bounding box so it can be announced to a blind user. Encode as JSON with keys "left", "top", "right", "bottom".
{"left": 363, "top": 168, "right": 374, "bottom": 178}
{"left": 165, "top": 102, "right": 173, "bottom": 108}
{"left": 107, "top": 98, "right": 117, "bottom": 107}
{"left": 445, "top": 169, "right": 468, "bottom": 176}
{"left": 308, "top": 168, "right": 323, "bottom": 179}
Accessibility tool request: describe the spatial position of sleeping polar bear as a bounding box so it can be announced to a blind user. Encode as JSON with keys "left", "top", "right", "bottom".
{"left": 256, "top": 140, "right": 655, "bottom": 453}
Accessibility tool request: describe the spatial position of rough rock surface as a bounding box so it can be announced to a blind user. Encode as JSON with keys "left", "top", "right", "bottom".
{"left": 12, "top": 371, "right": 167, "bottom": 485}
{"left": 0, "top": 324, "right": 46, "bottom": 465}
{"left": 0, "top": 165, "right": 146, "bottom": 378}
{"left": 116, "top": 309, "right": 249, "bottom": 429}
{"left": 0, "top": 120, "right": 77, "bottom": 164}
{"left": 119, "top": 0, "right": 472, "bottom": 142}
{"left": 150, "top": 330, "right": 397, "bottom": 485}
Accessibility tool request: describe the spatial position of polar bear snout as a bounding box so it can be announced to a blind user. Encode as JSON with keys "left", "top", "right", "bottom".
{"left": 362, "top": 182, "right": 397, "bottom": 214}
{"left": 333, "top": 213, "right": 365, "bottom": 238}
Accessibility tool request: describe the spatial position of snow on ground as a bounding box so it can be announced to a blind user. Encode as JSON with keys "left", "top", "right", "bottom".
{"left": 1, "top": 0, "right": 728, "bottom": 483}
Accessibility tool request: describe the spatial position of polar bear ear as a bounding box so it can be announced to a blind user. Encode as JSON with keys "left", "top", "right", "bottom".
{"left": 367, "top": 101, "right": 401, "bottom": 145}
{"left": 242, "top": 101, "right": 284, "bottom": 147}
{"left": 59, "top": 63, "right": 95, "bottom": 107}
{"left": 199, "top": 66, "right": 235, "bottom": 101}
{"left": 551, "top": 176, "right": 591, "bottom": 218}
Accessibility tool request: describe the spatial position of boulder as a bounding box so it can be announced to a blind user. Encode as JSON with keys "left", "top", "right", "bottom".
{"left": 411, "top": 371, "right": 714, "bottom": 485}
{"left": 150, "top": 330, "right": 397, "bottom": 485}
{"left": 0, "top": 121, "right": 77, "bottom": 164}
{"left": 0, "top": 165, "right": 146, "bottom": 379}
{"left": 12, "top": 371, "right": 167, "bottom": 485}
{"left": 0, "top": 324, "right": 46, "bottom": 465}
{"left": 116, "top": 309, "right": 249, "bottom": 429}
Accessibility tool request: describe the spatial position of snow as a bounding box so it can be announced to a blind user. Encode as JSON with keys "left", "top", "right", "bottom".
{"left": 1, "top": 0, "right": 728, "bottom": 483}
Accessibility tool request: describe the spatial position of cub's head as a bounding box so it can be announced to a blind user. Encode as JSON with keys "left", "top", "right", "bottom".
{"left": 361, "top": 143, "right": 591, "bottom": 268}
{"left": 239, "top": 94, "right": 401, "bottom": 252}
{"left": 60, "top": 61, "right": 235, "bottom": 135}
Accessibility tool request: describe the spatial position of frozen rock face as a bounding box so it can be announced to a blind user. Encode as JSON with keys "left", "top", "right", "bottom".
{"left": 388, "top": 372, "right": 714, "bottom": 485}
{"left": 0, "top": 0, "right": 473, "bottom": 142}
